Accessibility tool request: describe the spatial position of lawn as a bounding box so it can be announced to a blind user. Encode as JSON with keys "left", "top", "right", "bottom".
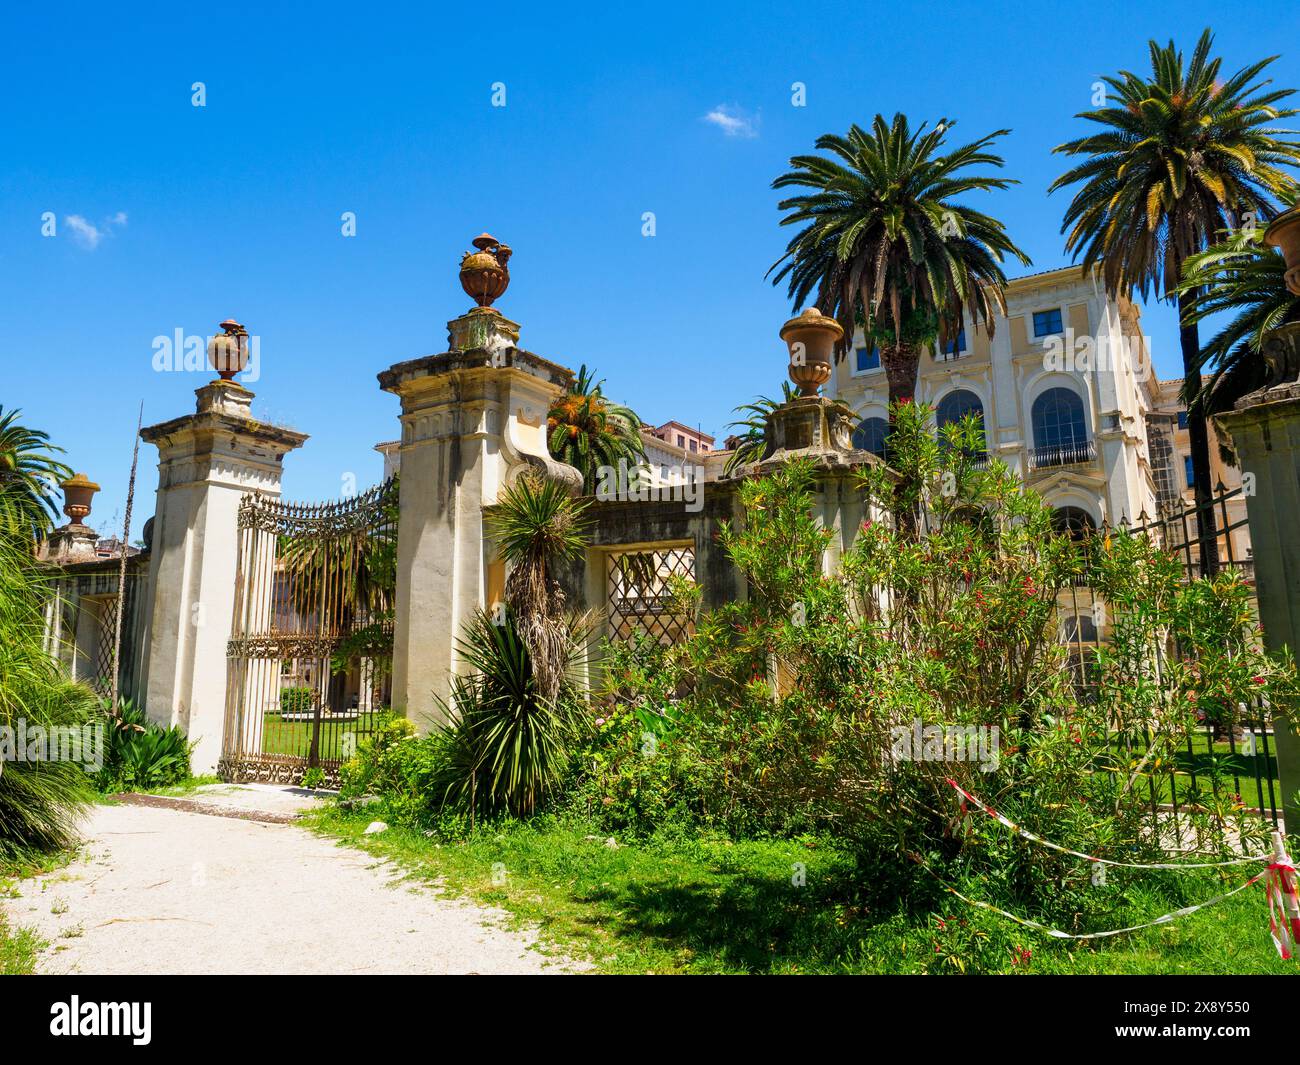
{"left": 310, "top": 807, "right": 1296, "bottom": 975}
{"left": 1115, "top": 731, "right": 1283, "bottom": 815}
{"left": 258, "top": 710, "right": 384, "bottom": 760}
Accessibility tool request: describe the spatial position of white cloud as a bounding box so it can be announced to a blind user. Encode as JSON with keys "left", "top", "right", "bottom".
{"left": 702, "top": 104, "right": 759, "bottom": 139}
{"left": 65, "top": 211, "right": 128, "bottom": 250}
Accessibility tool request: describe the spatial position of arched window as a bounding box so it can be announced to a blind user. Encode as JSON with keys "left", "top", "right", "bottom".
{"left": 936, "top": 389, "right": 984, "bottom": 430}
{"left": 853, "top": 416, "right": 889, "bottom": 457}
{"left": 1032, "top": 388, "right": 1088, "bottom": 450}
{"left": 1051, "top": 505, "right": 1096, "bottom": 542}
{"left": 935, "top": 389, "right": 985, "bottom": 455}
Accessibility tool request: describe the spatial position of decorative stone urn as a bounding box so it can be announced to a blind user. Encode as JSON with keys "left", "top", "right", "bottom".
{"left": 458, "top": 233, "right": 513, "bottom": 309}
{"left": 207, "top": 318, "right": 250, "bottom": 380}
{"left": 780, "top": 308, "right": 844, "bottom": 396}
{"left": 1266, "top": 206, "right": 1300, "bottom": 298}
{"left": 61, "top": 472, "right": 100, "bottom": 525}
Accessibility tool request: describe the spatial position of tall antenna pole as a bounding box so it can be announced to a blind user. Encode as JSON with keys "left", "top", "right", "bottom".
{"left": 110, "top": 401, "right": 144, "bottom": 709}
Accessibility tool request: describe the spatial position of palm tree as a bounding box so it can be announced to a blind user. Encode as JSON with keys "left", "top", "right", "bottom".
{"left": 1051, "top": 29, "right": 1300, "bottom": 574}
{"left": 768, "top": 114, "right": 1030, "bottom": 415}
{"left": 485, "top": 474, "right": 591, "bottom": 706}
{"left": 431, "top": 475, "right": 593, "bottom": 817}
{"left": 547, "top": 364, "right": 647, "bottom": 493}
{"left": 724, "top": 383, "right": 796, "bottom": 475}
{"left": 1176, "top": 194, "right": 1300, "bottom": 420}
{"left": 0, "top": 406, "right": 74, "bottom": 542}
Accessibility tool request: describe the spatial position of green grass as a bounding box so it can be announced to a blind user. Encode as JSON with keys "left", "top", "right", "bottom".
{"left": 1115, "top": 732, "right": 1283, "bottom": 814}
{"left": 96, "top": 774, "right": 222, "bottom": 800}
{"left": 0, "top": 851, "right": 73, "bottom": 976}
{"left": 310, "top": 807, "right": 1296, "bottom": 975}
{"left": 258, "top": 710, "right": 383, "bottom": 760}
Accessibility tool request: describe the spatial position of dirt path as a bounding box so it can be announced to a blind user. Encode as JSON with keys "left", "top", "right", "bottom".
{"left": 5, "top": 786, "right": 575, "bottom": 975}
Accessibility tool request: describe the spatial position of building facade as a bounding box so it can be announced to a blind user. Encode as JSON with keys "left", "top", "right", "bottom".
{"left": 829, "top": 265, "right": 1250, "bottom": 554}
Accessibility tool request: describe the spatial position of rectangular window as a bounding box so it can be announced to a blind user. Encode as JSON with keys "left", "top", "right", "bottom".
{"left": 676, "top": 435, "right": 685, "bottom": 447}
{"left": 689, "top": 440, "right": 698, "bottom": 452}
{"left": 940, "top": 328, "right": 967, "bottom": 357}
{"left": 1177, "top": 410, "right": 1188, "bottom": 430}
{"left": 1185, "top": 455, "right": 1195, "bottom": 488}
{"left": 1033, "top": 308, "right": 1064, "bottom": 337}
{"left": 855, "top": 346, "right": 881, "bottom": 372}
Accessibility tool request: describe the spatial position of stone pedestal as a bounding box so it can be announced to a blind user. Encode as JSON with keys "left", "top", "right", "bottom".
{"left": 1215, "top": 322, "right": 1300, "bottom": 832}
{"left": 40, "top": 523, "right": 100, "bottom": 563}
{"left": 731, "top": 394, "right": 892, "bottom": 577}
{"left": 137, "top": 380, "right": 307, "bottom": 774}
{"left": 378, "top": 314, "right": 579, "bottom": 731}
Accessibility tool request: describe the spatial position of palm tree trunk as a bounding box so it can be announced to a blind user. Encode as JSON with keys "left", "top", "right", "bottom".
{"left": 882, "top": 344, "right": 920, "bottom": 538}
{"left": 1177, "top": 289, "right": 1221, "bottom": 578}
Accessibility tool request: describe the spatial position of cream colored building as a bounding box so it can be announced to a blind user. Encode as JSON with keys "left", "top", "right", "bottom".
{"left": 1150, "top": 379, "right": 1253, "bottom": 569}
{"left": 831, "top": 265, "right": 1172, "bottom": 538}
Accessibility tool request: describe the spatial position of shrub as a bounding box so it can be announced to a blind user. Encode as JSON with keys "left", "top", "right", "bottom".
{"left": 280, "top": 686, "right": 314, "bottom": 716}
{"left": 608, "top": 403, "right": 1298, "bottom": 924}
{"left": 95, "top": 699, "right": 192, "bottom": 793}
{"left": 0, "top": 464, "right": 97, "bottom": 861}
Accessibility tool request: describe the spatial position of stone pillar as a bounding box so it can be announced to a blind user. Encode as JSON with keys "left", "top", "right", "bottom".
{"left": 378, "top": 307, "right": 578, "bottom": 731}
{"left": 1215, "top": 321, "right": 1300, "bottom": 830}
{"left": 137, "top": 379, "right": 307, "bottom": 774}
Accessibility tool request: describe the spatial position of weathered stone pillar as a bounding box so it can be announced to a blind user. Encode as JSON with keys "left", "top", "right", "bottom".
{"left": 137, "top": 379, "right": 306, "bottom": 774}
{"left": 378, "top": 305, "right": 578, "bottom": 731}
{"left": 1215, "top": 207, "right": 1300, "bottom": 830}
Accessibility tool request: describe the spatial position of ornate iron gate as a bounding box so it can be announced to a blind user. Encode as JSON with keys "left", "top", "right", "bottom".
{"left": 221, "top": 480, "right": 398, "bottom": 784}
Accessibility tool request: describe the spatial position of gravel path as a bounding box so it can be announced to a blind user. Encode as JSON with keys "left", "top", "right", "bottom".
{"left": 6, "top": 788, "right": 575, "bottom": 975}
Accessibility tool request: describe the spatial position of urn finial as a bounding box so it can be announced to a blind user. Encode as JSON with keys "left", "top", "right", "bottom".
{"left": 207, "top": 318, "right": 251, "bottom": 381}
{"left": 61, "top": 472, "right": 100, "bottom": 526}
{"left": 459, "top": 233, "right": 512, "bottom": 309}
{"left": 780, "top": 307, "right": 844, "bottom": 396}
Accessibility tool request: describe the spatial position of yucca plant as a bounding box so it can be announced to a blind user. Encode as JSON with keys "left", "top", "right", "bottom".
{"left": 485, "top": 474, "right": 591, "bottom": 705}
{"left": 432, "top": 609, "right": 587, "bottom": 817}
{"left": 1051, "top": 29, "right": 1300, "bottom": 573}
{"left": 547, "top": 365, "right": 646, "bottom": 493}
{"left": 95, "top": 698, "right": 192, "bottom": 792}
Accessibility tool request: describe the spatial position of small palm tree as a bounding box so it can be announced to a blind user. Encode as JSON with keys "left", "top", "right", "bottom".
{"left": 724, "top": 383, "right": 796, "bottom": 475}
{"left": 547, "top": 365, "right": 647, "bottom": 493}
{"left": 433, "top": 475, "right": 593, "bottom": 817}
{"left": 1051, "top": 29, "right": 1300, "bottom": 573}
{"left": 0, "top": 406, "right": 74, "bottom": 542}
{"left": 769, "top": 114, "right": 1030, "bottom": 414}
{"left": 1177, "top": 212, "right": 1300, "bottom": 419}
{"left": 485, "top": 474, "right": 591, "bottom": 705}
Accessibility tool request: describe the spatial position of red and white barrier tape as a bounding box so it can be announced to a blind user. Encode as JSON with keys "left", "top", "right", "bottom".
{"left": 946, "top": 871, "right": 1267, "bottom": 940}
{"left": 942, "top": 777, "right": 1298, "bottom": 955}
{"left": 945, "top": 777, "right": 1270, "bottom": 869}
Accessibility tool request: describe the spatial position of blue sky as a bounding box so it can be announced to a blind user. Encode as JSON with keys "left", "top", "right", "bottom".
{"left": 4, "top": 0, "right": 1297, "bottom": 531}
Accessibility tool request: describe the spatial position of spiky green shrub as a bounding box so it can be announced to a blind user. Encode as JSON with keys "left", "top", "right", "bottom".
{"left": 94, "top": 699, "right": 192, "bottom": 793}
{"left": 0, "top": 490, "right": 96, "bottom": 861}
{"left": 431, "top": 609, "right": 588, "bottom": 818}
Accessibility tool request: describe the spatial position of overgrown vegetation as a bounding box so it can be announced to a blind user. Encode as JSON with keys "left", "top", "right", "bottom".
{"left": 334, "top": 405, "right": 1297, "bottom": 972}
{"left": 0, "top": 410, "right": 97, "bottom": 863}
